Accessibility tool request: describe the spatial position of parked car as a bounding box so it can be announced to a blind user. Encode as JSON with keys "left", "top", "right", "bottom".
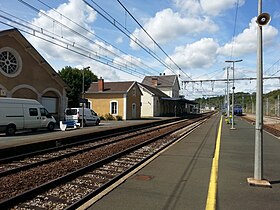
{"left": 0, "top": 98, "right": 56, "bottom": 135}
{"left": 64, "top": 108, "right": 100, "bottom": 126}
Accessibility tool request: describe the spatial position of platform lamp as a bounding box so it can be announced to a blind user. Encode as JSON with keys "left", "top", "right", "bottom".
{"left": 225, "top": 59, "right": 242, "bottom": 130}
{"left": 82, "top": 66, "right": 90, "bottom": 128}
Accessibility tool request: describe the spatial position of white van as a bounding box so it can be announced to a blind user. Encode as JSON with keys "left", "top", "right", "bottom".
{"left": 0, "top": 98, "right": 56, "bottom": 135}
{"left": 65, "top": 108, "right": 100, "bottom": 126}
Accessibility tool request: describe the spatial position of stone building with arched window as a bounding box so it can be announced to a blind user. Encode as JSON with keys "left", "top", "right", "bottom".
{"left": 0, "top": 29, "right": 68, "bottom": 121}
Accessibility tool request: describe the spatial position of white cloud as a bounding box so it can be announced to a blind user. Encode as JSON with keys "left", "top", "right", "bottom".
{"left": 28, "top": 0, "right": 97, "bottom": 60}
{"left": 130, "top": 8, "right": 218, "bottom": 49}
{"left": 172, "top": 0, "right": 202, "bottom": 16}
{"left": 115, "top": 36, "right": 123, "bottom": 44}
{"left": 173, "top": 0, "right": 245, "bottom": 16}
{"left": 218, "top": 17, "right": 278, "bottom": 57}
{"left": 167, "top": 38, "right": 219, "bottom": 69}
{"left": 200, "top": 0, "right": 245, "bottom": 16}
{"left": 25, "top": 0, "right": 125, "bottom": 81}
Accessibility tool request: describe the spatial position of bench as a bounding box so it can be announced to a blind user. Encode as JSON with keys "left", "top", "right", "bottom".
{"left": 60, "top": 120, "right": 80, "bottom": 131}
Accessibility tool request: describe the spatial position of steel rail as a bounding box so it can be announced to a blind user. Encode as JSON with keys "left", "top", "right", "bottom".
{"left": 0, "top": 118, "right": 186, "bottom": 177}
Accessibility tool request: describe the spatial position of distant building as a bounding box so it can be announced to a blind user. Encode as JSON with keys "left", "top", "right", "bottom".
{"left": 0, "top": 29, "right": 68, "bottom": 121}
{"left": 141, "top": 74, "right": 196, "bottom": 117}
{"left": 142, "top": 75, "right": 180, "bottom": 98}
{"left": 138, "top": 83, "right": 170, "bottom": 117}
{"left": 85, "top": 78, "right": 142, "bottom": 120}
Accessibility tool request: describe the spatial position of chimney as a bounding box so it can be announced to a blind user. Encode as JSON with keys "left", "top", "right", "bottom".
{"left": 151, "top": 77, "right": 158, "bottom": 87}
{"left": 98, "top": 77, "right": 104, "bottom": 92}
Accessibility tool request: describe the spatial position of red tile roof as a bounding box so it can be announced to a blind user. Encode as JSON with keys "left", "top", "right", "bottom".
{"left": 86, "top": 81, "right": 135, "bottom": 93}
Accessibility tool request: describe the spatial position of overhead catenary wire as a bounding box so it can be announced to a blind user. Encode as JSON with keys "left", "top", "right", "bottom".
{"left": 80, "top": 0, "right": 190, "bottom": 90}
{"left": 35, "top": 0, "right": 161, "bottom": 76}
{"left": 0, "top": 2, "right": 178, "bottom": 94}
{"left": 115, "top": 0, "right": 207, "bottom": 96}
{"left": 85, "top": 1, "right": 221, "bottom": 98}
{"left": 8, "top": 0, "right": 279, "bottom": 99}
{"left": 18, "top": 0, "right": 157, "bottom": 77}
{"left": 116, "top": 0, "right": 193, "bottom": 80}
{"left": 229, "top": 0, "right": 240, "bottom": 59}
{"left": 84, "top": 0, "right": 181, "bottom": 75}
{"left": 0, "top": 17, "right": 145, "bottom": 78}
{"left": 19, "top": 0, "right": 212, "bottom": 97}
{"left": 0, "top": 4, "right": 178, "bottom": 93}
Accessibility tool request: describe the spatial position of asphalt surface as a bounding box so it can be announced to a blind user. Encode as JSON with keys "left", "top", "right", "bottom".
{"left": 218, "top": 117, "right": 280, "bottom": 209}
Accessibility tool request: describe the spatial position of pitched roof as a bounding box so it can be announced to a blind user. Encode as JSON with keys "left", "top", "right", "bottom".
{"left": 86, "top": 81, "right": 135, "bottom": 93}
{"left": 138, "top": 83, "right": 170, "bottom": 98}
{"left": 161, "top": 97, "right": 198, "bottom": 104}
{"left": 142, "top": 75, "right": 179, "bottom": 88}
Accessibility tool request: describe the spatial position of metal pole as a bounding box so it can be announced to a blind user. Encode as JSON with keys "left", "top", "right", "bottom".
{"left": 227, "top": 67, "right": 230, "bottom": 118}
{"left": 275, "top": 99, "right": 277, "bottom": 116}
{"left": 225, "top": 60, "right": 242, "bottom": 129}
{"left": 242, "top": 95, "right": 244, "bottom": 112}
{"left": 251, "top": 96, "right": 254, "bottom": 114}
{"left": 231, "top": 64, "right": 235, "bottom": 129}
{"left": 82, "top": 68, "right": 85, "bottom": 128}
{"left": 231, "top": 65, "right": 235, "bottom": 129}
{"left": 266, "top": 98, "right": 269, "bottom": 116}
{"left": 277, "top": 95, "right": 280, "bottom": 117}
{"left": 254, "top": 0, "right": 263, "bottom": 180}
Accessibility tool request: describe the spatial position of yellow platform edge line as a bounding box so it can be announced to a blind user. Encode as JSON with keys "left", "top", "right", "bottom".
{"left": 205, "top": 115, "right": 223, "bottom": 210}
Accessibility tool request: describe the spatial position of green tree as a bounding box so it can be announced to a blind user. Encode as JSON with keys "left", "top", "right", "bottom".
{"left": 58, "top": 66, "right": 98, "bottom": 107}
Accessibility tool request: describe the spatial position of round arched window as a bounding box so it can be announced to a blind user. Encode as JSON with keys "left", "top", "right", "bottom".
{"left": 0, "top": 47, "right": 22, "bottom": 77}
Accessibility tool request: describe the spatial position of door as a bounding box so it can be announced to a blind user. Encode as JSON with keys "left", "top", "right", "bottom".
{"left": 132, "top": 103, "right": 137, "bottom": 119}
{"left": 24, "top": 107, "right": 41, "bottom": 129}
{"left": 89, "top": 109, "right": 96, "bottom": 125}
{"left": 40, "top": 108, "right": 52, "bottom": 128}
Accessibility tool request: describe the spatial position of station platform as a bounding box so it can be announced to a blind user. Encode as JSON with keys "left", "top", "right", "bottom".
{"left": 87, "top": 114, "right": 280, "bottom": 210}
{"left": 0, "top": 118, "right": 169, "bottom": 150}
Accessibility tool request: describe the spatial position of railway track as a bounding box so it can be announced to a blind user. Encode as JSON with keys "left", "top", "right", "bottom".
{"left": 0, "top": 118, "right": 189, "bottom": 176}
{"left": 241, "top": 115, "right": 280, "bottom": 137}
{"left": 0, "top": 118, "right": 179, "bottom": 159}
{"left": 0, "top": 113, "right": 213, "bottom": 209}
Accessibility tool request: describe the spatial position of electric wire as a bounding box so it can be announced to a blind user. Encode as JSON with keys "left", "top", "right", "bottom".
{"left": 229, "top": 0, "right": 240, "bottom": 59}
{"left": 116, "top": 0, "right": 193, "bottom": 80}
{"left": 18, "top": 0, "right": 156, "bottom": 77}
{"left": 0, "top": 18, "right": 144, "bottom": 78}
{"left": 115, "top": 0, "right": 209, "bottom": 97}
{"left": 82, "top": 0, "right": 192, "bottom": 92}
{"left": 84, "top": 0, "right": 180, "bottom": 75}
{"left": 35, "top": 0, "right": 161, "bottom": 76}
{"left": 37, "top": 0, "right": 210, "bottom": 98}
{"left": 1, "top": 3, "right": 176, "bottom": 90}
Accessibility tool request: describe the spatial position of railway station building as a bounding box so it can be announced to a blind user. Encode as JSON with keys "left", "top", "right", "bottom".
{"left": 86, "top": 75, "right": 197, "bottom": 119}
{"left": 140, "top": 75, "right": 197, "bottom": 117}
{"left": 0, "top": 29, "right": 68, "bottom": 121}
{"left": 85, "top": 78, "right": 142, "bottom": 120}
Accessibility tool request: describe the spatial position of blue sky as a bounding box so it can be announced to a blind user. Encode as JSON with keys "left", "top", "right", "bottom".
{"left": 1, "top": 0, "right": 280, "bottom": 99}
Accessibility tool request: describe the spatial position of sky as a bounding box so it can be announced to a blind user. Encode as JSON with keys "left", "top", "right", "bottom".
{"left": 0, "top": 0, "right": 280, "bottom": 100}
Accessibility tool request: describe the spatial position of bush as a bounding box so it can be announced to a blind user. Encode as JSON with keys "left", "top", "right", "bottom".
{"left": 99, "top": 115, "right": 105, "bottom": 120}
{"left": 104, "top": 113, "right": 115, "bottom": 120}
{"left": 115, "top": 115, "right": 122, "bottom": 121}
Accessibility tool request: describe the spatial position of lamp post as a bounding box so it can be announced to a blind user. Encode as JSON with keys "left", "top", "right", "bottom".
{"left": 81, "top": 66, "right": 90, "bottom": 128}
{"left": 225, "top": 59, "right": 242, "bottom": 130}
{"left": 224, "top": 66, "right": 230, "bottom": 118}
